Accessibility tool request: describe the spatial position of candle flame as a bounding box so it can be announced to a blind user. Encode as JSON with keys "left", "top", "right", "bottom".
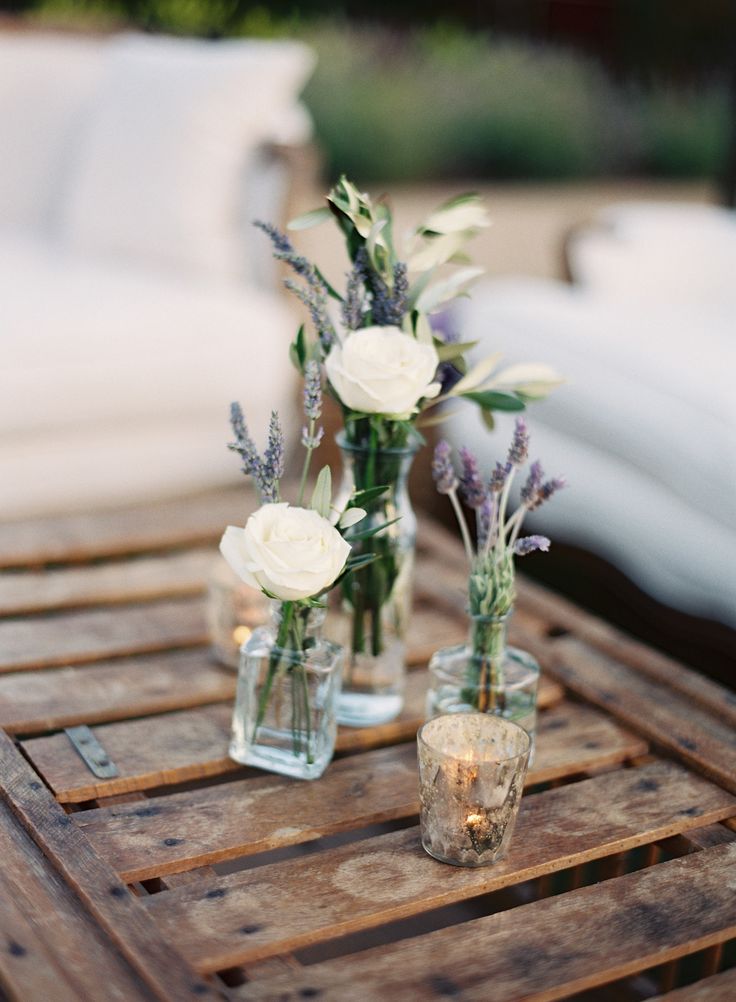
{"left": 233, "top": 625, "right": 252, "bottom": 646}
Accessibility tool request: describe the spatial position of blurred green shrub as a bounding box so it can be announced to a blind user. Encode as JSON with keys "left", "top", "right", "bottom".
{"left": 301, "top": 24, "right": 728, "bottom": 182}
{"left": 27, "top": 2, "right": 731, "bottom": 182}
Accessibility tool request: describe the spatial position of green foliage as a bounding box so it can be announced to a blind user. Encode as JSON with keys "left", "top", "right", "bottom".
{"left": 27, "top": 3, "right": 730, "bottom": 182}
{"left": 302, "top": 25, "right": 729, "bottom": 182}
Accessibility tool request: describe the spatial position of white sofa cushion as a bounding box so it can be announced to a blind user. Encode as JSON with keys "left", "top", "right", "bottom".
{"left": 0, "top": 235, "right": 297, "bottom": 518}
{"left": 446, "top": 276, "right": 736, "bottom": 623}
{"left": 0, "top": 32, "right": 106, "bottom": 234}
{"left": 567, "top": 202, "right": 736, "bottom": 306}
{"left": 60, "top": 33, "right": 314, "bottom": 280}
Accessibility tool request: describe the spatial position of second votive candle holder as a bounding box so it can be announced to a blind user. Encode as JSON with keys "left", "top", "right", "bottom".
{"left": 417, "top": 713, "right": 531, "bottom": 867}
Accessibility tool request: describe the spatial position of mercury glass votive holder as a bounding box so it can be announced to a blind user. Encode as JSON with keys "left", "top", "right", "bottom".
{"left": 417, "top": 713, "right": 531, "bottom": 867}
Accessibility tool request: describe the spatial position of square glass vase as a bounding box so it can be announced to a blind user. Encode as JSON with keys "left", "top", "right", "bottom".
{"left": 229, "top": 609, "right": 343, "bottom": 781}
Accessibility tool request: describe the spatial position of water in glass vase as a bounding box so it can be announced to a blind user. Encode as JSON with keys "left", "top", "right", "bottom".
{"left": 333, "top": 429, "right": 419, "bottom": 727}
{"left": 427, "top": 613, "right": 540, "bottom": 760}
{"left": 229, "top": 605, "right": 343, "bottom": 780}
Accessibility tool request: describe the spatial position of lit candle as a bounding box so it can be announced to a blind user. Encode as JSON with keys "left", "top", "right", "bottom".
{"left": 417, "top": 713, "right": 530, "bottom": 867}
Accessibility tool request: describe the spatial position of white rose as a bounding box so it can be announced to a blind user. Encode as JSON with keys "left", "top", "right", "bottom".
{"left": 220, "top": 503, "right": 351, "bottom": 602}
{"left": 325, "top": 326, "right": 441, "bottom": 417}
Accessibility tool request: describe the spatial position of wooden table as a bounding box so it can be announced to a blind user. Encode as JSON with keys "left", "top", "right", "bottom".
{"left": 0, "top": 487, "right": 734, "bottom": 1001}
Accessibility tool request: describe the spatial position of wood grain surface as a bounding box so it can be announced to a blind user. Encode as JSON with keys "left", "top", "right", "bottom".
{"left": 0, "top": 548, "right": 215, "bottom": 617}
{"left": 21, "top": 670, "right": 563, "bottom": 802}
{"left": 236, "top": 843, "right": 736, "bottom": 1002}
{"left": 75, "top": 703, "right": 647, "bottom": 882}
{"left": 542, "top": 637, "right": 736, "bottom": 794}
{"left": 0, "top": 597, "right": 208, "bottom": 673}
{"left": 0, "top": 731, "right": 221, "bottom": 1000}
{"left": 0, "top": 649, "right": 234, "bottom": 734}
{"left": 144, "top": 759, "right": 736, "bottom": 973}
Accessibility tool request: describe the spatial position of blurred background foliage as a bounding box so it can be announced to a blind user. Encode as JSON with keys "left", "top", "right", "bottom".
{"left": 7, "top": 0, "right": 734, "bottom": 183}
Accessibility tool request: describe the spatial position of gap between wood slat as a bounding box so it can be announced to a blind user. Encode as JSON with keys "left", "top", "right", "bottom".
{"left": 142, "top": 759, "right": 736, "bottom": 974}
{"left": 72, "top": 702, "right": 647, "bottom": 882}
{"left": 230, "top": 842, "right": 736, "bottom": 1002}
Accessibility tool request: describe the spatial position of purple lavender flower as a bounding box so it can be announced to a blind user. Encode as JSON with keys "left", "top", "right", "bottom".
{"left": 514, "top": 535, "right": 551, "bottom": 556}
{"left": 478, "top": 493, "right": 496, "bottom": 549}
{"left": 431, "top": 441, "right": 458, "bottom": 495}
{"left": 489, "top": 461, "right": 511, "bottom": 494}
{"left": 527, "top": 475, "right": 567, "bottom": 511}
{"left": 259, "top": 411, "right": 285, "bottom": 503}
{"left": 301, "top": 425, "right": 324, "bottom": 450}
{"left": 368, "top": 260, "right": 408, "bottom": 327}
{"left": 507, "top": 417, "right": 530, "bottom": 467}
{"left": 521, "top": 460, "right": 544, "bottom": 504}
{"left": 253, "top": 219, "right": 292, "bottom": 256}
{"left": 228, "top": 402, "right": 261, "bottom": 480}
{"left": 303, "top": 361, "right": 323, "bottom": 422}
{"left": 459, "top": 447, "right": 486, "bottom": 509}
{"left": 432, "top": 314, "right": 464, "bottom": 395}
{"left": 285, "top": 278, "right": 335, "bottom": 352}
{"left": 342, "top": 252, "right": 368, "bottom": 330}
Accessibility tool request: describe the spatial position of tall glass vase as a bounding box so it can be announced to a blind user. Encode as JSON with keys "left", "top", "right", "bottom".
{"left": 427, "top": 611, "right": 540, "bottom": 758}
{"left": 230, "top": 602, "right": 343, "bottom": 780}
{"left": 333, "top": 430, "right": 419, "bottom": 726}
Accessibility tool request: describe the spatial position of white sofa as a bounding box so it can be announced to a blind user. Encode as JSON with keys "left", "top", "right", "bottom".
{"left": 447, "top": 202, "right": 736, "bottom": 627}
{"left": 0, "top": 31, "right": 313, "bottom": 518}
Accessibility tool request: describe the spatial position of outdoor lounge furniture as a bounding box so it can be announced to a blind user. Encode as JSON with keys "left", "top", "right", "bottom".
{"left": 0, "top": 30, "right": 313, "bottom": 518}
{"left": 447, "top": 202, "right": 736, "bottom": 627}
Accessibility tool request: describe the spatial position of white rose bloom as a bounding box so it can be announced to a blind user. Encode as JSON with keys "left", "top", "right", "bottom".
{"left": 220, "top": 503, "right": 351, "bottom": 602}
{"left": 325, "top": 326, "right": 441, "bottom": 416}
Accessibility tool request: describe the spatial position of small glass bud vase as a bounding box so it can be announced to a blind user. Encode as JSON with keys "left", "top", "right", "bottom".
{"left": 229, "top": 602, "right": 343, "bottom": 780}
{"left": 418, "top": 713, "right": 530, "bottom": 867}
{"left": 426, "top": 611, "right": 540, "bottom": 759}
{"left": 332, "top": 430, "right": 420, "bottom": 728}
{"left": 206, "top": 556, "right": 269, "bottom": 669}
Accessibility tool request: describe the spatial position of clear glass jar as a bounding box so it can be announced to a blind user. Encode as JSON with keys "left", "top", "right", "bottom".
{"left": 418, "top": 713, "right": 531, "bottom": 867}
{"left": 229, "top": 603, "right": 343, "bottom": 780}
{"left": 427, "top": 611, "right": 540, "bottom": 759}
{"left": 206, "top": 555, "right": 269, "bottom": 669}
{"left": 332, "top": 430, "right": 419, "bottom": 727}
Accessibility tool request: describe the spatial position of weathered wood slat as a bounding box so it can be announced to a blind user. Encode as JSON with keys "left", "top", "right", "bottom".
{"left": 24, "top": 677, "right": 608, "bottom": 801}
{"left": 144, "top": 760, "right": 736, "bottom": 973}
{"left": 0, "top": 597, "right": 208, "bottom": 673}
{"left": 516, "top": 576, "right": 736, "bottom": 725}
{"left": 541, "top": 637, "right": 736, "bottom": 794}
{"left": 0, "top": 800, "right": 158, "bottom": 1002}
{"left": 0, "top": 650, "right": 234, "bottom": 735}
{"left": 649, "top": 968, "right": 736, "bottom": 1000}
{"left": 74, "top": 703, "right": 646, "bottom": 882}
{"left": 0, "top": 487, "right": 246, "bottom": 569}
{"left": 0, "top": 548, "right": 214, "bottom": 617}
{"left": 236, "top": 842, "right": 736, "bottom": 1002}
{"left": 23, "top": 670, "right": 563, "bottom": 803}
{"left": 0, "top": 731, "right": 221, "bottom": 1000}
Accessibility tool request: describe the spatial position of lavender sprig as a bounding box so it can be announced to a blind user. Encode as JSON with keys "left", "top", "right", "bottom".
{"left": 342, "top": 250, "right": 369, "bottom": 331}
{"left": 521, "top": 460, "right": 544, "bottom": 503}
{"left": 507, "top": 417, "right": 529, "bottom": 466}
{"left": 490, "top": 461, "right": 511, "bottom": 494}
{"left": 513, "top": 535, "right": 551, "bottom": 555}
{"left": 228, "top": 402, "right": 261, "bottom": 481}
{"left": 458, "top": 447, "right": 486, "bottom": 509}
{"left": 255, "top": 220, "right": 335, "bottom": 352}
{"left": 431, "top": 440, "right": 458, "bottom": 494}
{"left": 432, "top": 425, "right": 565, "bottom": 618}
{"left": 259, "top": 411, "right": 285, "bottom": 504}
{"left": 298, "top": 361, "right": 325, "bottom": 503}
{"left": 432, "top": 441, "right": 473, "bottom": 562}
{"left": 285, "top": 279, "right": 335, "bottom": 353}
{"left": 368, "top": 261, "right": 409, "bottom": 327}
